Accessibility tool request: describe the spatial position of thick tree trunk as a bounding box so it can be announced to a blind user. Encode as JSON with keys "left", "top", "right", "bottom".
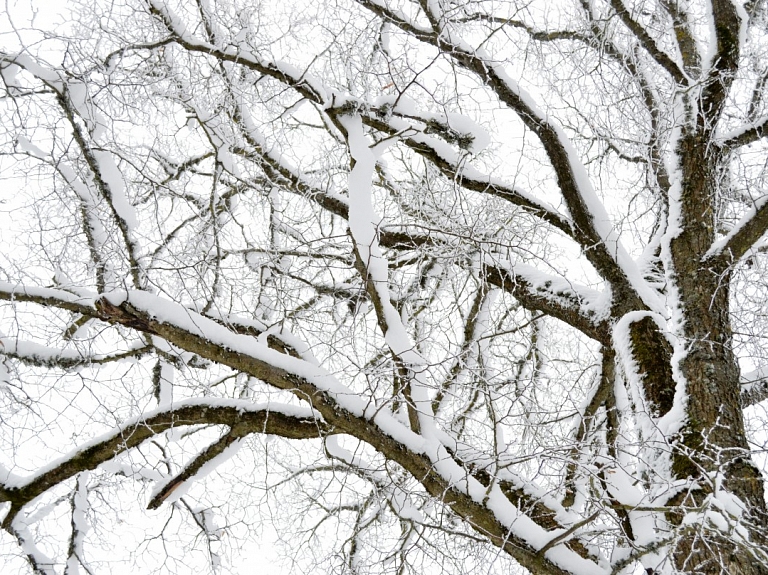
{"left": 664, "top": 131, "right": 768, "bottom": 573}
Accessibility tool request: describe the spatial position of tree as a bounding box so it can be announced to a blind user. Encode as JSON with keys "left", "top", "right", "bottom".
{"left": 1, "top": 0, "right": 768, "bottom": 572}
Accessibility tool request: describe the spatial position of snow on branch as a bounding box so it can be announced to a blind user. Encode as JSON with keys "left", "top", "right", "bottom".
{"left": 0, "top": 400, "right": 329, "bottom": 526}
{"left": 0, "top": 283, "right": 96, "bottom": 315}
{"left": 705, "top": 194, "right": 768, "bottom": 263}
{"left": 720, "top": 115, "right": 768, "bottom": 148}
{"left": 483, "top": 261, "right": 611, "bottom": 344}
{"left": 340, "top": 112, "right": 435, "bottom": 434}
{"left": 0, "top": 338, "right": 151, "bottom": 369}
{"left": 355, "top": 3, "right": 660, "bottom": 314}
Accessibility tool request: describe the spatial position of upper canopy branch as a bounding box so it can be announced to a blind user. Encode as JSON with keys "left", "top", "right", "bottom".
{"left": 606, "top": 0, "right": 689, "bottom": 84}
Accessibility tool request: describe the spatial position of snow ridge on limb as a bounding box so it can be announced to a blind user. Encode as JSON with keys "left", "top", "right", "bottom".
{"left": 0, "top": 283, "right": 96, "bottom": 315}
{"left": 339, "top": 113, "right": 435, "bottom": 435}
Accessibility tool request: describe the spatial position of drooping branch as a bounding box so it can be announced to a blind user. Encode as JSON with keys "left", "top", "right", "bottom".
{"left": 1, "top": 401, "right": 330, "bottom": 527}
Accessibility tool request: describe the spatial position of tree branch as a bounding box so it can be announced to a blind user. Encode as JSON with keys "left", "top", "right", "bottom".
{"left": 1, "top": 402, "right": 330, "bottom": 527}
{"left": 607, "top": 0, "right": 688, "bottom": 84}
{"left": 706, "top": 195, "right": 768, "bottom": 263}
{"left": 721, "top": 116, "right": 768, "bottom": 148}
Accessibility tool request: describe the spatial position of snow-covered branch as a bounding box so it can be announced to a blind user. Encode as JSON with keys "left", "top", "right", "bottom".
{"left": 1, "top": 400, "right": 329, "bottom": 527}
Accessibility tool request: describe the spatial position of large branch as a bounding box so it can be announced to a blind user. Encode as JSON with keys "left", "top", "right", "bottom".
{"left": 1, "top": 284, "right": 601, "bottom": 575}
{"left": 1, "top": 401, "right": 328, "bottom": 527}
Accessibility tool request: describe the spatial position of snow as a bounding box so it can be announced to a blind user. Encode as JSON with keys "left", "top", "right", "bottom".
{"left": 69, "top": 471, "right": 91, "bottom": 571}
{"left": 1, "top": 338, "right": 84, "bottom": 364}
{"left": 0, "top": 462, "right": 25, "bottom": 487}
{"left": 11, "top": 511, "right": 57, "bottom": 575}
{"left": 339, "top": 114, "right": 437, "bottom": 428}
{"left": 0, "top": 60, "right": 22, "bottom": 94}
{"left": 501, "top": 259, "right": 609, "bottom": 318}
{"left": 445, "top": 112, "right": 490, "bottom": 153}
{"left": 157, "top": 360, "right": 174, "bottom": 406}
{"left": 92, "top": 150, "right": 139, "bottom": 230}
